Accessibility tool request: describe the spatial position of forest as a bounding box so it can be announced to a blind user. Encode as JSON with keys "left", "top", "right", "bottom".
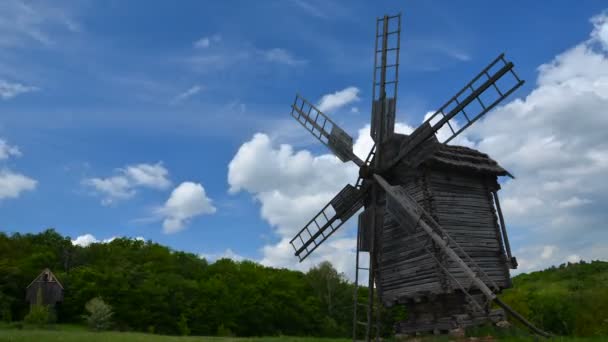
{"left": 0, "top": 229, "right": 606, "bottom": 338}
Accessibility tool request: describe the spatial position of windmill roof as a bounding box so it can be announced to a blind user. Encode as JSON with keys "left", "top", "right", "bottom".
{"left": 423, "top": 142, "right": 513, "bottom": 177}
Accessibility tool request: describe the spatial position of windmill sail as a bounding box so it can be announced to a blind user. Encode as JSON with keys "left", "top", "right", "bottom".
{"left": 291, "top": 94, "right": 363, "bottom": 166}
{"left": 389, "top": 53, "right": 524, "bottom": 170}
{"left": 289, "top": 184, "right": 367, "bottom": 261}
{"left": 370, "top": 14, "right": 401, "bottom": 144}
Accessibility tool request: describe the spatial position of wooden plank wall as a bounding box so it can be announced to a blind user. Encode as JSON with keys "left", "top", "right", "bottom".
{"left": 376, "top": 167, "right": 511, "bottom": 307}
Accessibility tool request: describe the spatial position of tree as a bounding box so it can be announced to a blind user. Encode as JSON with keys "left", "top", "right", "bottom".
{"left": 84, "top": 297, "right": 113, "bottom": 331}
{"left": 306, "top": 261, "right": 344, "bottom": 315}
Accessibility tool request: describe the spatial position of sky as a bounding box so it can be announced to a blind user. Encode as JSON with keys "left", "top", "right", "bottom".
{"left": 1, "top": 0, "right": 608, "bottom": 279}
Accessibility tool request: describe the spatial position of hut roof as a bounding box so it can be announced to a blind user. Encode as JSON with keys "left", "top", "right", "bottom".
{"left": 27, "top": 268, "right": 64, "bottom": 289}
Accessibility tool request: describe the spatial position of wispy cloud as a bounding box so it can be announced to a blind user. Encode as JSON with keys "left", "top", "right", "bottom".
{"left": 199, "top": 248, "right": 245, "bottom": 262}
{"left": 291, "top": 0, "right": 328, "bottom": 19}
{"left": 83, "top": 162, "right": 171, "bottom": 205}
{"left": 260, "top": 48, "right": 307, "bottom": 66}
{"left": 0, "top": 0, "right": 79, "bottom": 47}
{"left": 193, "top": 34, "right": 221, "bottom": 48}
{"left": 171, "top": 85, "right": 203, "bottom": 104}
{"left": 0, "top": 79, "right": 38, "bottom": 99}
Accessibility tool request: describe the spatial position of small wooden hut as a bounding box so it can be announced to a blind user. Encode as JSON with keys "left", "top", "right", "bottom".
{"left": 26, "top": 268, "right": 64, "bottom": 306}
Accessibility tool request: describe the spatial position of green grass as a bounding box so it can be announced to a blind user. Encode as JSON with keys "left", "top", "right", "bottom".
{"left": 0, "top": 325, "right": 606, "bottom": 342}
{"left": 0, "top": 327, "right": 349, "bottom": 342}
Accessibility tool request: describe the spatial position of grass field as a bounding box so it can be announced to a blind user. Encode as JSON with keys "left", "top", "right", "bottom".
{"left": 0, "top": 325, "right": 606, "bottom": 342}
{"left": 0, "top": 330, "right": 350, "bottom": 342}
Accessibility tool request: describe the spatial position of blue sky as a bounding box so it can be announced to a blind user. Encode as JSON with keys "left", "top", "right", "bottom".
{"left": 2, "top": 0, "right": 608, "bottom": 276}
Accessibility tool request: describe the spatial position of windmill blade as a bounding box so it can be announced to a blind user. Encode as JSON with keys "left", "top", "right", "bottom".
{"left": 291, "top": 94, "right": 364, "bottom": 166}
{"left": 388, "top": 53, "right": 524, "bottom": 170}
{"left": 370, "top": 14, "right": 401, "bottom": 144}
{"left": 290, "top": 184, "right": 367, "bottom": 262}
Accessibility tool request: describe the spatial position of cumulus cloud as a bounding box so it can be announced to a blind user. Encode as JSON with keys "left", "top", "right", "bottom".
{"left": 228, "top": 132, "right": 363, "bottom": 275}
{"left": 0, "top": 169, "right": 37, "bottom": 200}
{"left": 317, "top": 87, "right": 360, "bottom": 113}
{"left": 466, "top": 11, "right": 608, "bottom": 265}
{"left": 83, "top": 162, "right": 171, "bottom": 205}
{"left": 0, "top": 79, "right": 38, "bottom": 99}
{"left": 0, "top": 139, "right": 37, "bottom": 200}
{"left": 71, "top": 234, "right": 145, "bottom": 247}
{"left": 158, "top": 182, "right": 216, "bottom": 234}
{"left": 124, "top": 163, "right": 171, "bottom": 189}
{"left": 0, "top": 139, "right": 21, "bottom": 160}
{"left": 228, "top": 10, "right": 608, "bottom": 279}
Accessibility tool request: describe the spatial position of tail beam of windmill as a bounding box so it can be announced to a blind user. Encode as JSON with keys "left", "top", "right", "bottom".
{"left": 286, "top": 12, "right": 550, "bottom": 341}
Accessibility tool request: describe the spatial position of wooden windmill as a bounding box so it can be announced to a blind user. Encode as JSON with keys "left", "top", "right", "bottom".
{"left": 288, "top": 13, "right": 549, "bottom": 340}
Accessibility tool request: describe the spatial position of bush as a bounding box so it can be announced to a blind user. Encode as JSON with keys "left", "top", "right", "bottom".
{"left": 24, "top": 304, "right": 51, "bottom": 327}
{"left": 177, "top": 314, "right": 190, "bottom": 336}
{"left": 217, "top": 323, "right": 234, "bottom": 337}
{"left": 83, "top": 297, "right": 113, "bottom": 331}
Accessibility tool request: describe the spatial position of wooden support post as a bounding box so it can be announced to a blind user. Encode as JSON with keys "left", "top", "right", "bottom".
{"left": 492, "top": 191, "right": 514, "bottom": 267}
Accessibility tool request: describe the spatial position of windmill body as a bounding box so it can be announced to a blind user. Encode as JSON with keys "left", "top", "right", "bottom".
{"left": 285, "top": 13, "right": 547, "bottom": 340}
{"left": 371, "top": 135, "right": 516, "bottom": 333}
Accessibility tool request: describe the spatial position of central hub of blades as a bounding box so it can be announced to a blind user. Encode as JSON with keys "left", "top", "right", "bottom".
{"left": 358, "top": 165, "right": 374, "bottom": 179}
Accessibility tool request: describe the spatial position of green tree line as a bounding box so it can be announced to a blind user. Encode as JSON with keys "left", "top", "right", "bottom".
{"left": 0, "top": 229, "right": 362, "bottom": 337}
{"left": 0, "top": 229, "right": 606, "bottom": 337}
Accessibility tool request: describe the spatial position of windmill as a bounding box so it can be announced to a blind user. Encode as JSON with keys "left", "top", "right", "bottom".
{"left": 288, "top": 13, "right": 549, "bottom": 340}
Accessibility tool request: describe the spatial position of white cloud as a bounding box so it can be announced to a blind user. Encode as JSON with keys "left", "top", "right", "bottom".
{"left": 0, "top": 169, "right": 37, "bottom": 200}
{"left": 194, "top": 37, "right": 210, "bottom": 48}
{"left": 71, "top": 234, "right": 146, "bottom": 247}
{"left": 124, "top": 162, "right": 171, "bottom": 189}
{"left": 199, "top": 248, "right": 245, "bottom": 262}
{"left": 558, "top": 196, "right": 592, "bottom": 208}
{"left": 83, "top": 175, "right": 134, "bottom": 205}
{"left": 317, "top": 87, "right": 360, "bottom": 113}
{"left": 0, "top": 79, "right": 38, "bottom": 99}
{"left": 0, "top": 139, "right": 21, "bottom": 160}
{"left": 158, "top": 182, "right": 216, "bottom": 234}
{"left": 228, "top": 132, "right": 362, "bottom": 276}
{"left": 0, "top": 0, "right": 78, "bottom": 47}
{"left": 171, "top": 85, "right": 202, "bottom": 104}
{"left": 465, "top": 11, "right": 608, "bottom": 270}
{"left": 0, "top": 139, "right": 36, "bottom": 200}
{"left": 71, "top": 234, "right": 98, "bottom": 247}
{"left": 83, "top": 162, "right": 171, "bottom": 205}
{"left": 193, "top": 34, "right": 221, "bottom": 48}
{"left": 228, "top": 10, "right": 608, "bottom": 279}
{"left": 541, "top": 245, "right": 557, "bottom": 260}
{"left": 261, "top": 48, "right": 307, "bottom": 66}
{"left": 292, "top": 0, "right": 328, "bottom": 19}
